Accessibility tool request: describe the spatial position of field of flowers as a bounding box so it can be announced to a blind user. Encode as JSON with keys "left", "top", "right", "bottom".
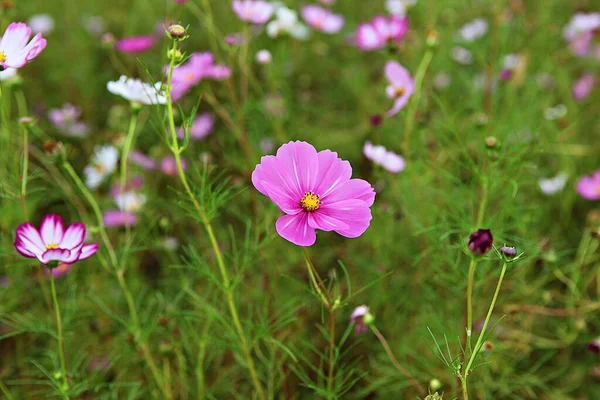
{"left": 1, "top": 0, "right": 600, "bottom": 398}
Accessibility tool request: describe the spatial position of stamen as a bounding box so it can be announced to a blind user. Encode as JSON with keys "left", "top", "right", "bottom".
{"left": 0, "top": 51, "right": 6, "bottom": 63}
{"left": 300, "top": 191, "right": 321, "bottom": 212}
{"left": 46, "top": 243, "right": 59, "bottom": 250}
{"left": 395, "top": 86, "right": 405, "bottom": 97}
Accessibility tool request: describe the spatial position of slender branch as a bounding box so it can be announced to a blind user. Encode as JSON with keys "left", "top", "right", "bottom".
{"left": 49, "top": 271, "right": 69, "bottom": 399}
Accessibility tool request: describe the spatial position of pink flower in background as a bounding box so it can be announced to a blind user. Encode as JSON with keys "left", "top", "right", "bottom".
{"left": 14, "top": 214, "right": 98, "bottom": 265}
{"left": 44, "top": 262, "right": 73, "bottom": 278}
{"left": 572, "top": 73, "right": 594, "bottom": 101}
{"left": 48, "top": 103, "right": 89, "bottom": 138}
{"left": 363, "top": 142, "right": 405, "bottom": 173}
{"left": 576, "top": 171, "right": 600, "bottom": 200}
{"left": 103, "top": 210, "right": 137, "bottom": 227}
{"left": 350, "top": 305, "right": 372, "bottom": 335}
{"left": 232, "top": 0, "right": 274, "bottom": 25}
{"left": 168, "top": 53, "right": 231, "bottom": 101}
{"left": 161, "top": 156, "right": 187, "bottom": 176}
{"left": 225, "top": 33, "right": 244, "bottom": 45}
{"left": 301, "top": 5, "right": 344, "bottom": 34}
{"left": 104, "top": 178, "right": 146, "bottom": 227}
{"left": 114, "top": 35, "right": 156, "bottom": 53}
{"left": 177, "top": 113, "right": 215, "bottom": 141}
{"left": 129, "top": 150, "right": 158, "bottom": 170}
{"left": 252, "top": 141, "right": 375, "bottom": 246}
{"left": 0, "top": 22, "right": 47, "bottom": 69}
{"left": 355, "top": 15, "right": 408, "bottom": 51}
{"left": 384, "top": 61, "right": 414, "bottom": 116}
{"left": 110, "top": 176, "right": 144, "bottom": 197}
{"left": 563, "top": 13, "right": 600, "bottom": 56}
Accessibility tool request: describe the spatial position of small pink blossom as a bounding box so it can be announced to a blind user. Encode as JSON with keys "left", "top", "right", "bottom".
{"left": 572, "top": 73, "right": 594, "bottom": 101}
{"left": 48, "top": 103, "right": 89, "bottom": 138}
{"left": 225, "top": 33, "right": 244, "bottom": 45}
{"left": 114, "top": 35, "right": 157, "bottom": 53}
{"left": 350, "top": 305, "right": 372, "bottom": 335}
{"left": 177, "top": 113, "right": 215, "bottom": 141}
{"left": 355, "top": 15, "right": 408, "bottom": 51}
{"left": 576, "top": 171, "right": 600, "bottom": 200}
{"left": 161, "top": 156, "right": 187, "bottom": 176}
{"left": 129, "top": 150, "right": 158, "bottom": 170}
{"left": 0, "top": 22, "right": 47, "bottom": 69}
{"left": 563, "top": 13, "right": 600, "bottom": 56}
{"left": 14, "top": 214, "right": 98, "bottom": 265}
{"left": 384, "top": 61, "right": 414, "bottom": 116}
{"left": 232, "top": 0, "right": 274, "bottom": 25}
{"left": 103, "top": 210, "right": 137, "bottom": 227}
{"left": 363, "top": 142, "right": 405, "bottom": 173}
{"left": 252, "top": 141, "right": 375, "bottom": 246}
{"left": 301, "top": 5, "right": 344, "bottom": 34}
{"left": 167, "top": 53, "right": 231, "bottom": 101}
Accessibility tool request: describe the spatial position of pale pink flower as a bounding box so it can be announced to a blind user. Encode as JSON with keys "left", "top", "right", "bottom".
{"left": 384, "top": 61, "right": 414, "bottom": 116}
{"left": 563, "top": 13, "right": 600, "bottom": 56}
{"left": 103, "top": 210, "right": 137, "bottom": 227}
{"left": 168, "top": 53, "right": 231, "bottom": 101}
{"left": 177, "top": 113, "right": 215, "bottom": 141}
{"left": 252, "top": 141, "right": 375, "bottom": 246}
{"left": 301, "top": 5, "right": 344, "bottom": 34}
{"left": 0, "top": 22, "right": 47, "bottom": 69}
{"left": 129, "top": 150, "right": 158, "bottom": 170}
{"left": 48, "top": 103, "right": 89, "bottom": 138}
{"left": 572, "top": 73, "right": 594, "bottom": 101}
{"left": 355, "top": 15, "right": 408, "bottom": 51}
{"left": 232, "top": 0, "right": 274, "bottom": 25}
{"left": 115, "top": 35, "right": 157, "bottom": 53}
{"left": 161, "top": 156, "right": 187, "bottom": 176}
{"left": 363, "top": 142, "right": 405, "bottom": 173}
{"left": 14, "top": 214, "right": 98, "bottom": 265}
{"left": 576, "top": 171, "right": 600, "bottom": 200}
{"left": 256, "top": 49, "right": 272, "bottom": 64}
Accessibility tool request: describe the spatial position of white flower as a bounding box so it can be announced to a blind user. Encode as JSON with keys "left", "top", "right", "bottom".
{"left": 433, "top": 72, "right": 451, "bottom": 90}
{"left": 83, "top": 16, "right": 104, "bottom": 36}
{"left": 503, "top": 53, "right": 522, "bottom": 70}
{"left": 363, "top": 141, "right": 405, "bottom": 173}
{"left": 256, "top": 49, "right": 272, "bottom": 64}
{"left": 0, "top": 68, "right": 17, "bottom": 81}
{"left": 28, "top": 14, "right": 55, "bottom": 34}
{"left": 267, "top": 6, "right": 310, "bottom": 40}
{"left": 115, "top": 192, "right": 147, "bottom": 212}
{"left": 107, "top": 76, "right": 167, "bottom": 105}
{"left": 385, "top": 0, "right": 417, "bottom": 16}
{"left": 538, "top": 173, "right": 568, "bottom": 195}
{"left": 563, "top": 13, "right": 600, "bottom": 41}
{"left": 162, "top": 237, "right": 180, "bottom": 251}
{"left": 84, "top": 145, "right": 119, "bottom": 189}
{"left": 543, "top": 104, "right": 567, "bottom": 121}
{"left": 451, "top": 46, "right": 473, "bottom": 64}
{"left": 458, "top": 18, "right": 488, "bottom": 42}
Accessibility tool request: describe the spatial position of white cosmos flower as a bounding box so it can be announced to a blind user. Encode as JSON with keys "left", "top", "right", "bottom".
{"left": 451, "top": 46, "right": 473, "bottom": 64}
{"left": 538, "top": 173, "right": 568, "bottom": 195}
{"left": 458, "top": 18, "right": 488, "bottom": 42}
{"left": 267, "top": 5, "right": 310, "bottom": 40}
{"left": 84, "top": 145, "right": 119, "bottom": 189}
{"left": 28, "top": 14, "right": 55, "bottom": 34}
{"left": 115, "top": 192, "right": 147, "bottom": 213}
{"left": 107, "top": 76, "right": 167, "bottom": 105}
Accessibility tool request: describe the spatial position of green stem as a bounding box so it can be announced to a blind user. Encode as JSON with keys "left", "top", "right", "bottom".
{"left": 302, "top": 247, "right": 330, "bottom": 307}
{"left": 465, "top": 258, "right": 477, "bottom": 354}
{"left": 119, "top": 111, "right": 139, "bottom": 239}
{"left": 49, "top": 271, "right": 69, "bottom": 398}
{"left": 0, "top": 377, "right": 13, "bottom": 400}
{"left": 327, "top": 307, "right": 335, "bottom": 397}
{"left": 20, "top": 123, "right": 29, "bottom": 220}
{"left": 165, "top": 40, "right": 265, "bottom": 400}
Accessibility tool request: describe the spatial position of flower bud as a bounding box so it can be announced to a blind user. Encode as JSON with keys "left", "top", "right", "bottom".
{"left": 167, "top": 48, "right": 183, "bottom": 62}
{"left": 484, "top": 136, "right": 497, "bottom": 149}
{"left": 19, "top": 116, "right": 35, "bottom": 126}
{"left": 167, "top": 24, "right": 186, "bottom": 39}
{"left": 587, "top": 337, "right": 600, "bottom": 354}
{"left": 255, "top": 49, "right": 272, "bottom": 64}
{"left": 429, "top": 378, "right": 442, "bottom": 391}
{"left": 500, "top": 246, "right": 517, "bottom": 259}
{"left": 43, "top": 140, "right": 64, "bottom": 158}
{"left": 426, "top": 30, "right": 439, "bottom": 49}
{"left": 467, "top": 229, "right": 493, "bottom": 255}
{"left": 424, "top": 392, "right": 443, "bottom": 400}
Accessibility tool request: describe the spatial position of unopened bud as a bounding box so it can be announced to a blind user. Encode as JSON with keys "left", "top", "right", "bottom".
{"left": 167, "top": 48, "right": 183, "bottom": 62}
{"left": 485, "top": 136, "right": 497, "bottom": 148}
{"left": 426, "top": 30, "right": 439, "bottom": 48}
{"left": 167, "top": 24, "right": 187, "bottom": 39}
{"left": 500, "top": 246, "right": 517, "bottom": 259}
{"left": 429, "top": 378, "right": 442, "bottom": 391}
{"left": 43, "top": 141, "right": 64, "bottom": 157}
{"left": 19, "top": 116, "right": 34, "bottom": 126}
{"left": 467, "top": 229, "right": 493, "bottom": 256}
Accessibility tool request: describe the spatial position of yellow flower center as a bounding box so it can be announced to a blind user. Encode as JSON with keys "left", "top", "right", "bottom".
{"left": 0, "top": 51, "right": 6, "bottom": 63}
{"left": 301, "top": 191, "right": 321, "bottom": 212}
{"left": 46, "top": 243, "right": 59, "bottom": 250}
{"left": 395, "top": 86, "right": 405, "bottom": 97}
{"left": 184, "top": 72, "right": 195, "bottom": 82}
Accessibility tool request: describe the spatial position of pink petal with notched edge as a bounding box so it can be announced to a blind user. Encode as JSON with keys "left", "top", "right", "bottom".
{"left": 318, "top": 199, "right": 373, "bottom": 238}
{"left": 252, "top": 155, "right": 303, "bottom": 213}
{"left": 14, "top": 238, "right": 37, "bottom": 258}
{"left": 59, "top": 223, "right": 86, "bottom": 249}
{"left": 307, "top": 211, "right": 350, "bottom": 232}
{"left": 79, "top": 243, "right": 99, "bottom": 260}
{"left": 15, "top": 222, "right": 45, "bottom": 255}
{"left": 41, "top": 248, "right": 71, "bottom": 264}
{"left": 276, "top": 213, "right": 316, "bottom": 246}
{"left": 40, "top": 214, "right": 64, "bottom": 245}
{"left": 321, "top": 179, "right": 375, "bottom": 206}
{"left": 313, "top": 150, "right": 352, "bottom": 198}
{"left": 275, "top": 141, "right": 319, "bottom": 195}
{"left": 22, "top": 33, "right": 46, "bottom": 61}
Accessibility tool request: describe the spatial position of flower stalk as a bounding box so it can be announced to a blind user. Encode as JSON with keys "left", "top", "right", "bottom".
{"left": 49, "top": 270, "right": 69, "bottom": 398}
{"left": 119, "top": 110, "right": 139, "bottom": 239}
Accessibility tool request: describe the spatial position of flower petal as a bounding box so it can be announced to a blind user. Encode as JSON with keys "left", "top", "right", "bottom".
{"left": 14, "top": 238, "right": 37, "bottom": 258}
{"left": 322, "top": 179, "right": 375, "bottom": 206}
{"left": 40, "top": 214, "right": 65, "bottom": 245}
{"left": 41, "top": 248, "right": 71, "bottom": 264}
{"left": 275, "top": 141, "right": 319, "bottom": 194}
{"left": 79, "top": 243, "right": 99, "bottom": 260}
{"left": 15, "top": 222, "right": 45, "bottom": 254}
{"left": 307, "top": 211, "right": 350, "bottom": 232}
{"left": 59, "top": 223, "right": 86, "bottom": 249}
{"left": 313, "top": 150, "right": 352, "bottom": 197}
{"left": 275, "top": 213, "right": 316, "bottom": 246}
{"left": 252, "top": 154, "right": 303, "bottom": 201}
{"left": 319, "top": 199, "right": 373, "bottom": 238}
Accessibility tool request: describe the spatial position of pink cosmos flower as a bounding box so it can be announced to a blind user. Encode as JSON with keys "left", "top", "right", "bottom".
{"left": 103, "top": 210, "right": 137, "bottom": 227}
{"left": 384, "top": 61, "right": 414, "bottom": 116}
{"left": 0, "top": 22, "right": 47, "bottom": 69}
{"left": 563, "top": 13, "right": 600, "bottom": 57}
{"left": 168, "top": 53, "right": 231, "bottom": 101}
{"left": 355, "top": 15, "right": 408, "bottom": 51}
{"left": 44, "top": 262, "right": 73, "bottom": 278}
{"left": 48, "top": 103, "right": 89, "bottom": 138}
{"left": 350, "top": 305, "right": 371, "bottom": 335}
{"left": 576, "top": 171, "right": 600, "bottom": 200}
{"left": 572, "top": 73, "right": 594, "bottom": 101}
{"left": 363, "top": 142, "right": 405, "bottom": 173}
{"left": 252, "top": 141, "right": 375, "bottom": 246}
{"left": 161, "top": 156, "right": 187, "bottom": 176}
{"left": 129, "top": 150, "right": 158, "bottom": 170}
{"left": 177, "top": 113, "right": 215, "bottom": 141}
{"left": 232, "top": 0, "right": 274, "bottom": 25}
{"left": 301, "top": 5, "right": 344, "bottom": 34}
{"left": 14, "top": 214, "right": 99, "bottom": 265}
{"left": 114, "top": 35, "right": 157, "bottom": 53}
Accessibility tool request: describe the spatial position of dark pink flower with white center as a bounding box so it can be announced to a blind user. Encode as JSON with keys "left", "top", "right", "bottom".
{"left": 161, "top": 156, "right": 187, "bottom": 176}
{"left": 14, "top": 214, "right": 98, "bottom": 265}
{"left": 0, "top": 22, "right": 47, "bottom": 69}
{"left": 167, "top": 52, "right": 231, "bottom": 101}
{"left": 576, "top": 171, "right": 600, "bottom": 200}
{"left": 232, "top": 0, "right": 274, "bottom": 25}
{"left": 177, "top": 113, "right": 215, "bottom": 141}
{"left": 252, "top": 141, "right": 375, "bottom": 246}
{"left": 572, "top": 73, "right": 594, "bottom": 101}
{"left": 301, "top": 5, "right": 344, "bottom": 34}
{"left": 384, "top": 61, "right": 414, "bottom": 117}
{"left": 115, "top": 35, "right": 156, "bottom": 53}
{"left": 355, "top": 15, "right": 408, "bottom": 51}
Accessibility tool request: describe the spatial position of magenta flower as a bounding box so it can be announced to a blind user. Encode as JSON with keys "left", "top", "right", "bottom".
{"left": 0, "top": 22, "right": 47, "bottom": 69}
{"left": 114, "top": 35, "right": 157, "bottom": 53}
{"left": 177, "top": 113, "right": 215, "bottom": 141}
{"left": 301, "top": 5, "right": 344, "bottom": 34}
{"left": 252, "top": 141, "right": 375, "bottom": 246}
{"left": 385, "top": 61, "right": 414, "bottom": 117}
{"left": 572, "top": 73, "right": 594, "bottom": 101}
{"left": 168, "top": 53, "right": 231, "bottom": 101}
{"left": 48, "top": 103, "right": 89, "bottom": 138}
{"left": 355, "top": 15, "right": 408, "bottom": 51}
{"left": 232, "top": 0, "right": 274, "bottom": 25}
{"left": 576, "top": 171, "right": 600, "bottom": 200}
{"left": 14, "top": 214, "right": 98, "bottom": 265}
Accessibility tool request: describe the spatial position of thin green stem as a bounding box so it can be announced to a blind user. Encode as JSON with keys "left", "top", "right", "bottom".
{"left": 119, "top": 111, "right": 139, "bottom": 239}
{"left": 20, "top": 123, "right": 29, "bottom": 220}
{"left": 302, "top": 247, "right": 330, "bottom": 307}
{"left": 465, "top": 258, "right": 477, "bottom": 354}
{"left": 165, "top": 40, "right": 265, "bottom": 400}
{"left": 0, "top": 376, "right": 13, "bottom": 400}
{"left": 327, "top": 307, "right": 336, "bottom": 398}
{"left": 49, "top": 271, "right": 69, "bottom": 398}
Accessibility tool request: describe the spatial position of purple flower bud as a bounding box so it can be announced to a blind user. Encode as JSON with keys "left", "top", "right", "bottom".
{"left": 467, "top": 229, "right": 493, "bottom": 255}
{"left": 370, "top": 114, "right": 383, "bottom": 127}
{"left": 500, "top": 246, "right": 517, "bottom": 258}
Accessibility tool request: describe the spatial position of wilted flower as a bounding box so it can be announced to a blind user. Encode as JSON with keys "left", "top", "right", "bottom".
{"left": 48, "top": 103, "right": 89, "bottom": 138}
{"left": 457, "top": 18, "right": 488, "bottom": 42}
{"left": 350, "top": 305, "right": 374, "bottom": 335}
{"left": 572, "top": 73, "right": 594, "bottom": 101}
{"left": 161, "top": 156, "right": 187, "bottom": 176}
{"left": 384, "top": 61, "right": 414, "bottom": 117}
{"left": 252, "top": 141, "right": 375, "bottom": 246}
{"left": 363, "top": 142, "right": 405, "bottom": 173}
{"left": 256, "top": 49, "right": 272, "bottom": 64}
{"left": 177, "top": 113, "right": 215, "bottom": 141}
{"left": 167, "top": 53, "right": 231, "bottom": 101}
{"left": 115, "top": 35, "right": 157, "bottom": 53}
{"left": 14, "top": 214, "right": 98, "bottom": 265}
{"left": 0, "top": 22, "right": 47, "bottom": 69}
{"left": 467, "top": 229, "right": 493, "bottom": 255}
{"left": 267, "top": 6, "right": 310, "bottom": 40}
{"left": 107, "top": 76, "right": 167, "bottom": 105}
{"left": 576, "top": 171, "right": 600, "bottom": 200}
{"left": 451, "top": 46, "right": 473, "bottom": 64}
{"left": 129, "top": 150, "right": 158, "bottom": 170}
{"left": 84, "top": 145, "right": 119, "bottom": 189}
{"left": 232, "top": 0, "right": 274, "bottom": 25}
{"left": 538, "top": 172, "right": 568, "bottom": 195}
{"left": 355, "top": 15, "right": 408, "bottom": 51}
{"left": 28, "top": 14, "right": 55, "bottom": 34}
{"left": 301, "top": 5, "right": 344, "bottom": 34}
